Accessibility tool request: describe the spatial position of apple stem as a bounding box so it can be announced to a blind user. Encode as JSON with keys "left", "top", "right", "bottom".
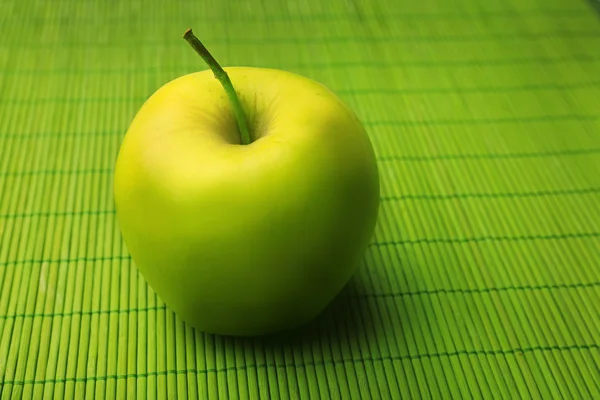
{"left": 183, "top": 29, "right": 251, "bottom": 145}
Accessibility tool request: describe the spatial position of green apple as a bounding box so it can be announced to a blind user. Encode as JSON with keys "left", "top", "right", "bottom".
{"left": 113, "top": 30, "right": 379, "bottom": 336}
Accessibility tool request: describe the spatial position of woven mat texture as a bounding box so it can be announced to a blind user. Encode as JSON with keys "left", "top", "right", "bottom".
{"left": 1, "top": 0, "right": 600, "bottom": 398}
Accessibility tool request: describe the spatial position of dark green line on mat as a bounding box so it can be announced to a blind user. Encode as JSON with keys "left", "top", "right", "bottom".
{"left": 0, "top": 7, "right": 590, "bottom": 26}
{"left": 369, "top": 232, "right": 600, "bottom": 247}
{"left": 1, "top": 281, "right": 598, "bottom": 321}
{"left": 378, "top": 147, "right": 600, "bottom": 162}
{"left": 3, "top": 344, "right": 598, "bottom": 386}
{"left": 362, "top": 281, "right": 600, "bottom": 298}
{"left": 0, "top": 168, "right": 113, "bottom": 177}
{"left": 2, "top": 147, "right": 599, "bottom": 180}
{"left": 2, "top": 186, "right": 600, "bottom": 220}
{"left": 1, "top": 54, "right": 599, "bottom": 76}
{"left": 0, "top": 305, "right": 169, "bottom": 320}
{"left": 2, "top": 79, "right": 600, "bottom": 105}
{"left": 346, "top": 81, "right": 600, "bottom": 94}
{"left": 0, "top": 255, "right": 131, "bottom": 267}
{"left": 367, "top": 114, "right": 600, "bottom": 127}
{"left": 1, "top": 114, "right": 598, "bottom": 140}
{"left": 381, "top": 187, "right": 600, "bottom": 201}
{"left": 6, "top": 30, "right": 600, "bottom": 48}
{"left": 1, "top": 232, "right": 598, "bottom": 267}
{"left": 0, "top": 210, "right": 116, "bottom": 219}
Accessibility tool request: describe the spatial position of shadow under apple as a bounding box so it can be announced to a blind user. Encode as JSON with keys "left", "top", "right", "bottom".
{"left": 209, "top": 271, "right": 414, "bottom": 370}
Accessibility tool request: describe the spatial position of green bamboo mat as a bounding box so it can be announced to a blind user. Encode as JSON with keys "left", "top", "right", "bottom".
{"left": 1, "top": 0, "right": 600, "bottom": 398}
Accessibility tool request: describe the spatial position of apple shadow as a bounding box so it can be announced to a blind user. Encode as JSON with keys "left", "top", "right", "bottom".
{"left": 205, "top": 281, "right": 366, "bottom": 355}
{"left": 225, "top": 275, "right": 404, "bottom": 356}
{"left": 258, "top": 283, "right": 361, "bottom": 346}
{"left": 202, "top": 254, "right": 427, "bottom": 372}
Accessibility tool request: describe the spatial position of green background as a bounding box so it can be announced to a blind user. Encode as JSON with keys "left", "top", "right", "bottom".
{"left": 1, "top": 0, "right": 600, "bottom": 398}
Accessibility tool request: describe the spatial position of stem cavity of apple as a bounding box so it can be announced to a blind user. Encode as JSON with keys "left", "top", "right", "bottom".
{"left": 183, "top": 29, "right": 252, "bottom": 145}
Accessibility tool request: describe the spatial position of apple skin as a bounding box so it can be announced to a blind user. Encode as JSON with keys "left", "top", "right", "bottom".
{"left": 114, "top": 67, "right": 379, "bottom": 336}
